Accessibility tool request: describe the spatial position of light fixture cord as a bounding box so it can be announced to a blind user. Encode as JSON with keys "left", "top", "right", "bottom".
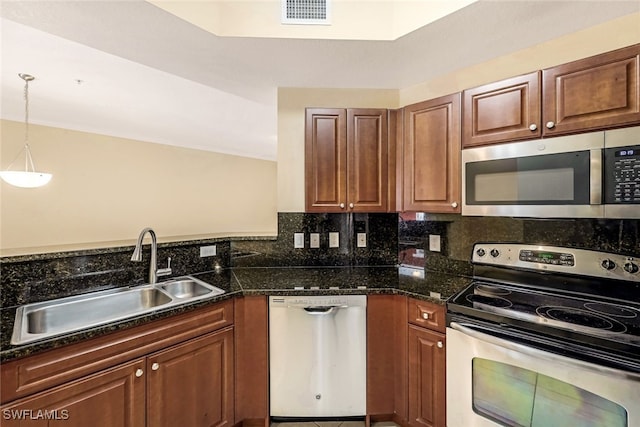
{"left": 23, "top": 77, "right": 37, "bottom": 173}
{"left": 5, "top": 76, "right": 38, "bottom": 172}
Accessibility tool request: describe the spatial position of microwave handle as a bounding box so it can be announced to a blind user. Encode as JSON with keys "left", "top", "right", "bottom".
{"left": 590, "top": 148, "right": 602, "bottom": 205}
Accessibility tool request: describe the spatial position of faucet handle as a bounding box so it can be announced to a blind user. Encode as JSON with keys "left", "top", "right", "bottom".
{"left": 157, "top": 257, "right": 172, "bottom": 278}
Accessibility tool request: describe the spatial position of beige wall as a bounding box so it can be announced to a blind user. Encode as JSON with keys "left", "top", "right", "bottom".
{"left": 0, "top": 120, "right": 277, "bottom": 255}
{"left": 277, "top": 13, "right": 640, "bottom": 212}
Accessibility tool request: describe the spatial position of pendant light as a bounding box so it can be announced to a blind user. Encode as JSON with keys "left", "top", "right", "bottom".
{"left": 0, "top": 73, "right": 52, "bottom": 188}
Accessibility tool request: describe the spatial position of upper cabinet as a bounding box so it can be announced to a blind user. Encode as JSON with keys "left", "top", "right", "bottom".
{"left": 403, "top": 93, "right": 461, "bottom": 213}
{"left": 462, "top": 71, "right": 541, "bottom": 148}
{"left": 462, "top": 44, "right": 640, "bottom": 148}
{"left": 305, "top": 108, "right": 389, "bottom": 212}
{"left": 542, "top": 44, "right": 640, "bottom": 135}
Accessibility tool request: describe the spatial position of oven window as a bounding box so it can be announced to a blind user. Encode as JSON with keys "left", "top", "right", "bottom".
{"left": 472, "top": 358, "right": 628, "bottom": 427}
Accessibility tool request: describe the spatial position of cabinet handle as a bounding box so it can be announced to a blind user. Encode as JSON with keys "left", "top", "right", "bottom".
{"left": 349, "top": 203, "right": 354, "bottom": 209}
{"left": 451, "top": 202, "right": 458, "bottom": 208}
{"left": 152, "top": 363, "right": 160, "bottom": 371}
{"left": 546, "top": 121, "right": 555, "bottom": 129}
{"left": 339, "top": 203, "right": 345, "bottom": 209}
{"left": 529, "top": 124, "right": 537, "bottom": 131}
{"left": 437, "top": 341, "right": 444, "bottom": 349}
{"left": 422, "top": 312, "right": 429, "bottom": 320}
{"left": 135, "top": 368, "right": 144, "bottom": 378}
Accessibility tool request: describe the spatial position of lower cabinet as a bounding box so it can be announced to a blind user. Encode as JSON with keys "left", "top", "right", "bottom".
{"left": 147, "top": 328, "right": 234, "bottom": 427}
{"left": 1, "top": 327, "right": 234, "bottom": 427}
{"left": 0, "top": 358, "right": 146, "bottom": 427}
{"left": 408, "top": 325, "right": 446, "bottom": 427}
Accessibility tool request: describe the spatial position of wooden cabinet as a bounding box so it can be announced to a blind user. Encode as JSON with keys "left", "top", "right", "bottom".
{"left": 407, "top": 298, "right": 446, "bottom": 427}
{"left": 305, "top": 108, "right": 389, "bottom": 212}
{"left": 462, "top": 71, "right": 541, "bottom": 148}
{"left": 0, "top": 359, "right": 145, "bottom": 427}
{"left": 542, "top": 44, "right": 640, "bottom": 135}
{"left": 1, "top": 301, "right": 235, "bottom": 427}
{"left": 402, "top": 93, "right": 461, "bottom": 213}
{"left": 462, "top": 44, "right": 640, "bottom": 148}
{"left": 147, "top": 328, "right": 234, "bottom": 427}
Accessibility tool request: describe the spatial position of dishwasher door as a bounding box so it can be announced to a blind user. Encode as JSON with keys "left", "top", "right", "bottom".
{"left": 269, "top": 295, "right": 367, "bottom": 418}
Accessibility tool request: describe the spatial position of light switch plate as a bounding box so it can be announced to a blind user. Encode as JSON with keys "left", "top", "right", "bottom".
{"left": 310, "top": 233, "right": 320, "bottom": 248}
{"left": 429, "top": 234, "right": 441, "bottom": 252}
{"left": 416, "top": 212, "right": 426, "bottom": 221}
{"left": 294, "top": 233, "right": 305, "bottom": 248}
{"left": 200, "top": 245, "right": 217, "bottom": 257}
{"left": 357, "top": 232, "right": 367, "bottom": 248}
{"left": 329, "top": 232, "right": 339, "bottom": 248}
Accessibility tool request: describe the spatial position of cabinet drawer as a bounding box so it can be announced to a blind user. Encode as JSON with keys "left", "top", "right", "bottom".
{"left": 407, "top": 298, "right": 445, "bottom": 333}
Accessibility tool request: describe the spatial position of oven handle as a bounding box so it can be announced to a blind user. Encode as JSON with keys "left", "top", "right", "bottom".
{"left": 449, "top": 321, "right": 640, "bottom": 381}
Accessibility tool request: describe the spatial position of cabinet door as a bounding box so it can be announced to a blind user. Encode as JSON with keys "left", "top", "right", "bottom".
{"left": 403, "top": 93, "right": 461, "bottom": 213}
{"left": 542, "top": 44, "right": 640, "bottom": 135}
{"left": 0, "top": 359, "right": 145, "bottom": 427}
{"left": 305, "top": 108, "right": 347, "bottom": 212}
{"left": 408, "top": 326, "right": 446, "bottom": 427}
{"left": 462, "top": 72, "right": 541, "bottom": 148}
{"left": 347, "top": 109, "right": 388, "bottom": 212}
{"left": 147, "top": 327, "right": 234, "bottom": 427}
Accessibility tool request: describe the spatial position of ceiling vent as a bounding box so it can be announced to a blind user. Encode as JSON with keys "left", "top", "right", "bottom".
{"left": 281, "top": 0, "right": 331, "bottom": 25}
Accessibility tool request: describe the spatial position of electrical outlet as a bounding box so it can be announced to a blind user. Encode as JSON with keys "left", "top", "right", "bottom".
{"left": 429, "top": 235, "right": 441, "bottom": 252}
{"left": 329, "top": 232, "right": 340, "bottom": 248}
{"left": 416, "top": 212, "right": 426, "bottom": 221}
{"left": 200, "top": 245, "right": 217, "bottom": 257}
{"left": 310, "top": 233, "right": 320, "bottom": 248}
{"left": 294, "top": 233, "right": 305, "bottom": 249}
{"left": 357, "top": 232, "right": 367, "bottom": 248}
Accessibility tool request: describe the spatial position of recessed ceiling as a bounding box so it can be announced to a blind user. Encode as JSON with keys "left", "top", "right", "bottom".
{"left": 1, "top": 1, "right": 639, "bottom": 161}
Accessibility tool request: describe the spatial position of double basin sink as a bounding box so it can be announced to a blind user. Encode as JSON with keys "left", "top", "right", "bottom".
{"left": 11, "top": 276, "right": 225, "bottom": 345}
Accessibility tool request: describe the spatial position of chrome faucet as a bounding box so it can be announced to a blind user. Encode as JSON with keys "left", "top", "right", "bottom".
{"left": 131, "top": 227, "right": 158, "bottom": 284}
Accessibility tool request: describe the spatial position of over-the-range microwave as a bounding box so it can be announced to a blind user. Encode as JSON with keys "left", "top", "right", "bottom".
{"left": 462, "top": 126, "right": 640, "bottom": 218}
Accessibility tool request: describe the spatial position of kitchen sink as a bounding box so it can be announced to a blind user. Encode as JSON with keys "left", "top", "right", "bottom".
{"left": 11, "top": 276, "right": 225, "bottom": 345}
{"left": 160, "top": 278, "right": 224, "bottom": 299}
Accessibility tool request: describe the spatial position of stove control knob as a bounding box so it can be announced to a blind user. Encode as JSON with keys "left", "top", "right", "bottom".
{"left": 601, "top": 259, "right": 616, "bottom": 270}
{"left": 490, "top": 249, "right": 500, "bottom": 258}
{"left": 624, "top": 261, "right": 639, "bottom": 274}
{"left": 476, "top": 248, "right": 486, "bottom": 257}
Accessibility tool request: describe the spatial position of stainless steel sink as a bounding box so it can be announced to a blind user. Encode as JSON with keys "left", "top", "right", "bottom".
{"left": 11, "top": 276, "right": 225, "bottom": 345}
{"left": 160, "top": 278, "right": 224, "bottom": 299}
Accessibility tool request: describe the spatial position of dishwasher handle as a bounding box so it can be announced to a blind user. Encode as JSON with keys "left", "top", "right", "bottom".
{"left": 304, "top": 306, "right": 337, "bottom": 315}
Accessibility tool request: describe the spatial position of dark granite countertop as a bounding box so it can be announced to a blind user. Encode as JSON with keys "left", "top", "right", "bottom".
{"left": 0, "top": 266, "right": 471, "bottom": 362}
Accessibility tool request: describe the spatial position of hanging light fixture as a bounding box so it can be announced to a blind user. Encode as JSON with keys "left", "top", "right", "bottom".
{"left": 0, "top": 73, "right": 52, "bottom": 188}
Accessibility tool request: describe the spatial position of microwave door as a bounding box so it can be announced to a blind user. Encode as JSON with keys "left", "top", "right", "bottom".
{"left": 462, "top": 143, "right": 604, "bottom": 218}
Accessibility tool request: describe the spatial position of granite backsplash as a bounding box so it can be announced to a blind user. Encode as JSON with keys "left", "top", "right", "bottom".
{"left": 2, "top": 213, "right": 638, "bottom": 309}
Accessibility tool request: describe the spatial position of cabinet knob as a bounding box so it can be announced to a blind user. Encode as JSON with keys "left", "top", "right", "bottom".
{"left": 339, "top": 203, "right": 345, "bottom": 209}
{"left": 451, "top": 201, "right": 458, "bottom": 208}
{"left": 152, "top": 362, "right": 160, "bottom": 371}
{"left": 529, "top": 124, "right": 537, "bottom": 131}
{"left": 349, "top": 203, "right": 354, "bottom": 209}
{"left": 437, "top": 341, "right": 443, "bottom": 349}
{"left": 422, "top": 312, "right": 429, "bottom": 320}
{"left": 546, "top": 121, "right": 555, "bottom": 129}
{"left": 135, "top": 369, "right": 144, "bottom": 378}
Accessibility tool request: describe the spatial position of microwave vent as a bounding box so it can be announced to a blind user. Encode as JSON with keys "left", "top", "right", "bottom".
{"left": 282, "top": 0, "right": 331, "bottom": 25}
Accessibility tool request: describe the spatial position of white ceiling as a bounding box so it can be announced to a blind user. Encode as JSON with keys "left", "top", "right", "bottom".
{"left": 1, "top": 1, "right": 639, "bottom": 161}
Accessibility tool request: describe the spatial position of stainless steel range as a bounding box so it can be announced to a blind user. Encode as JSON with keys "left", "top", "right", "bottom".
{"left": 446, "top": 243, "right": 640, "bottom": 427}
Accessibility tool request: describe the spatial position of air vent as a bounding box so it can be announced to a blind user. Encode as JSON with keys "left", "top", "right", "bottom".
{"left": 281, "top": 0, "right": 331, "bottom": 25}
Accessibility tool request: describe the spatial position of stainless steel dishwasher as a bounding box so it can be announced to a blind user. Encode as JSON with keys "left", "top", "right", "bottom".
{"left": 269, "top": 295, "right": 367, "bottom": 418}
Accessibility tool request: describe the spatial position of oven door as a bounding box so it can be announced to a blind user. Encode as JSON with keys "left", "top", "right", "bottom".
{"left": 447, "top": 321, "right": 640, "bottom": 427}
{"left": 462, "top": 131, "right": 604, "bottom": 218}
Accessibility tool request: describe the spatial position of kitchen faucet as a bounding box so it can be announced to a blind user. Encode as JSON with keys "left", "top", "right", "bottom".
{"left": 130, "top": 227, "right": 159, "bottom": 284}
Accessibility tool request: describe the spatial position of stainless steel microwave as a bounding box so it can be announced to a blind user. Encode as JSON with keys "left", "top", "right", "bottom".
{"left": 462, "top": 126, "right": 640, "bottom": 218}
